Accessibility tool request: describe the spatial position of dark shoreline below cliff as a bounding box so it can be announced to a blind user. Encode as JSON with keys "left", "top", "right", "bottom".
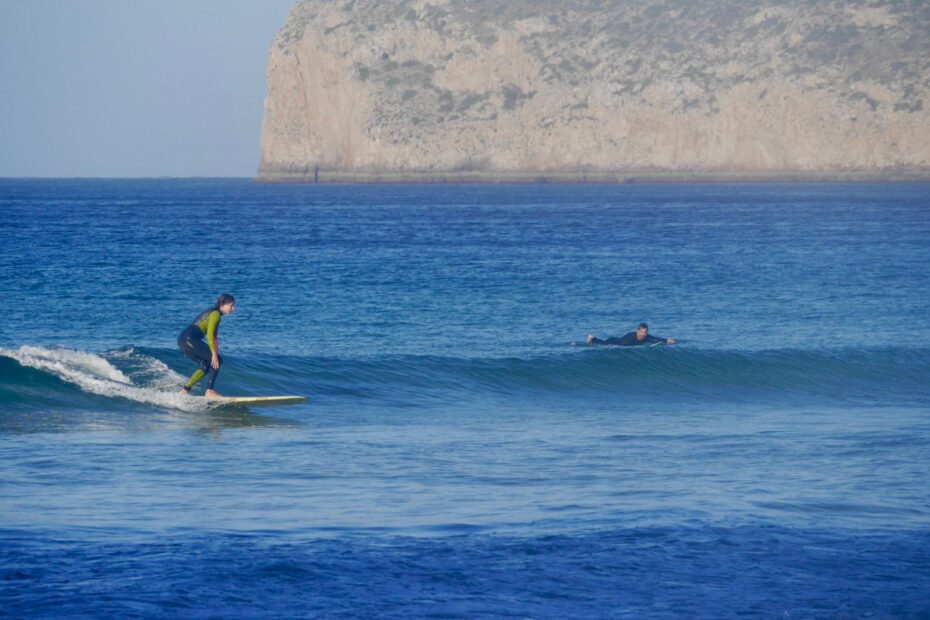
{"left": 256, "top": 168, "right": 930, "bottom": 184}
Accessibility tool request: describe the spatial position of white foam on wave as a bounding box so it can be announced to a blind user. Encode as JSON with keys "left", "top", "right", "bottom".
{"left": 107, "top": 346, "right": 189, "bottom": 386}
{"left": 0, "top": 345, "right": 211, "bottom": 412}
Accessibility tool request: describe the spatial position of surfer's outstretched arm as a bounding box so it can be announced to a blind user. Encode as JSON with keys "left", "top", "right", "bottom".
{"left": 586, "top": 334, "right": 629, "bottom": 345}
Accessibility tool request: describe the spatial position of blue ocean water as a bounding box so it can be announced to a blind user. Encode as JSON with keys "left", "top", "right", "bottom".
{"left": 1, "top": 179, "right": 929, "bottom": 618}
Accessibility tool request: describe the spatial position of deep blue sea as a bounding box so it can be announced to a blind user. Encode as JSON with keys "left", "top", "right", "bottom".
{"left": 1, "top": 179, "right": 929, "bottom": 618}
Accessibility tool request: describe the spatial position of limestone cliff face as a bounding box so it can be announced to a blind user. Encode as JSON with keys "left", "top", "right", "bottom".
{"left": 259, "top": 0, "right": 930, "bottom": 181}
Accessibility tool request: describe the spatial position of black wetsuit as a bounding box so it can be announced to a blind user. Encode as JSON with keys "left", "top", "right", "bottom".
{"left": 178, "top": 307, "right": 223, "bottom": 390}
{"left": 589, "top": 331, "right": 666, "bottom": 346}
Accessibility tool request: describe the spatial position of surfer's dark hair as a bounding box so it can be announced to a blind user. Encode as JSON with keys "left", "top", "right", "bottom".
{"left": 638, "top": 322, "right": 649, "bottom": 330}
{"left": 216, "top": 293, "right": 236, "bottom": 308}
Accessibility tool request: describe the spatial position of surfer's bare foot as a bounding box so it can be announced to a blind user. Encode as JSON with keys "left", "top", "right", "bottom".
{"left": 205, "top": 389, "right": 222, "bottom": 398}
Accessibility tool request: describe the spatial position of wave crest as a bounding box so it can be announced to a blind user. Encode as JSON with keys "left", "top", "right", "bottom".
{"left": 2, "top": 345, "right": 927, "bottom": 410}
{"left": 0, "top": 346, "right": 209, "bottom": 412}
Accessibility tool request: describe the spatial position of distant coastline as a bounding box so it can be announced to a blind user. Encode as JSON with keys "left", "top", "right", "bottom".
{"left": 259, "top": 1, "right": 930, "bottom": 185}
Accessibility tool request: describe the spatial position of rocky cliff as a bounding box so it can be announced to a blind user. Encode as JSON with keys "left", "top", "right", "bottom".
{"left": 258, "top": 0, "right": 930, "bottom": 182}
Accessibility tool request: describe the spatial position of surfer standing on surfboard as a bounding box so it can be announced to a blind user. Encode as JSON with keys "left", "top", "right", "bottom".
{"left": 178, "top": 293, "right": 235, "bottom": 397}
{"left": 586, "top": 322, "right": 676, "bottom": 346}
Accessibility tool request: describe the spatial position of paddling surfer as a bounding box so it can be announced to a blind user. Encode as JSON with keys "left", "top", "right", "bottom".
{"left": 178, "top": 294, "right": 235, "bottom": 396}
{"left": 586, "top": 322, "right": 676, "bottom": 346}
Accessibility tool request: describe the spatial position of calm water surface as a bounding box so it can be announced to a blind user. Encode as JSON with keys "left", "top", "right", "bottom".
{"left": 1, "top": 180, "right": 929, "bottom": 618}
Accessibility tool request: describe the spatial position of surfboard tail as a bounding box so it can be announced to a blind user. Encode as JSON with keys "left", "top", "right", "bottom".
{"left": 208, "top": 395, "right": 308, "bottom": 407}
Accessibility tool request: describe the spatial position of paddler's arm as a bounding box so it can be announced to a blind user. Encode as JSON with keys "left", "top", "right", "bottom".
{"left": 205, "top": 310, "right": 221, "bottom": 368}
{"left": 646, "top": 334, "right": 676, "bottom": 345}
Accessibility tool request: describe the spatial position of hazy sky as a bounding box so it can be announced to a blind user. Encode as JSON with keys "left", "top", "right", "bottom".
{"left": 0, "top": 0, "right": 294, "bottom": 177}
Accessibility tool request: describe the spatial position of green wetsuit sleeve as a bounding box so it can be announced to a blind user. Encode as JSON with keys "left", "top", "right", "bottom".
{"left": 205, "top": 310, "right": 221, "bottom": 354}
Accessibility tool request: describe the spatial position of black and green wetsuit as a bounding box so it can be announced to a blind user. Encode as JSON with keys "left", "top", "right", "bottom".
{"left": 178, "top": 307, "right": 223, "bottom": 391}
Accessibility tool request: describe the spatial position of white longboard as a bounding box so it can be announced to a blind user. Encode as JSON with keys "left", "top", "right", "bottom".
{"left": 207, "top": 395, "right": 308, "bottom": 407}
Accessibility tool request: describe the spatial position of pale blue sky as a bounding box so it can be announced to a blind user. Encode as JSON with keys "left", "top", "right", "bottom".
{"left": 0, "top": 0, "right": 294, "bottom": 177}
